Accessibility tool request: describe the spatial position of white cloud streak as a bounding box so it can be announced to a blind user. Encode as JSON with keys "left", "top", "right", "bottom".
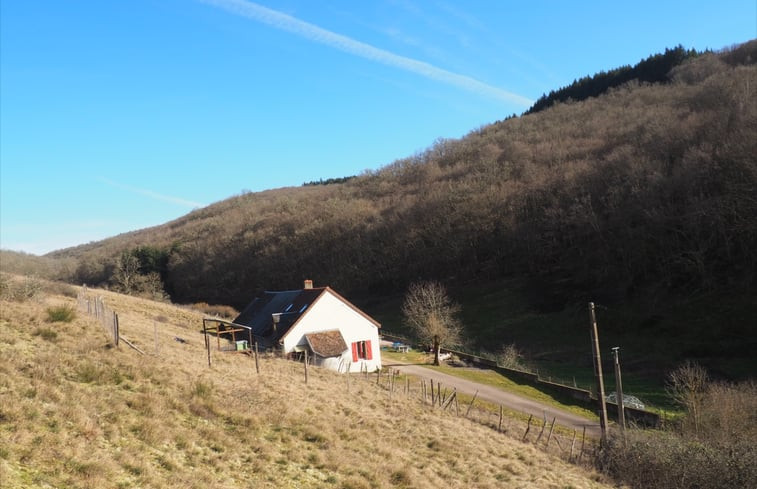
{"left": 99, "top": 178, "right": 205, "bottom": 208}
{"left": 200, "top": 0, "right": 533, "bottom": 107}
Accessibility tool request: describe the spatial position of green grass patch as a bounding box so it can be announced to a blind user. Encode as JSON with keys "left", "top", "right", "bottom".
{"left": 384, "top": 348, "right": 596, "bottom": 419}
{"left": 381, "top": 349, "right": 430, "bottom": 365}
{"left": 430, "top": 364, "right": 597, "bottom": 419}
{"left": 46, "top": 304, "right": 76, "bottom": 323}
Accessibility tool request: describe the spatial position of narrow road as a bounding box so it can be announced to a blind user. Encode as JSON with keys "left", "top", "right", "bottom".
{"left": 384, "top": 360, "right": 601, "bottom": 438}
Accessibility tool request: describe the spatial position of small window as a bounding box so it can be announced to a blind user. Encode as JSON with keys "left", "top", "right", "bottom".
{"left": 351, "top": 340, "right": 372, "bottom": 361}
{"left": 299, "top": 304, "right": 308, "bottom": 313}
{"left": 284, "top": 304, "right": 293, "bottom": 312}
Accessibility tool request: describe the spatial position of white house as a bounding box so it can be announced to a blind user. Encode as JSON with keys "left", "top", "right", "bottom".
{"left": 232, "top": 280, "right": 382, "bottom": 372}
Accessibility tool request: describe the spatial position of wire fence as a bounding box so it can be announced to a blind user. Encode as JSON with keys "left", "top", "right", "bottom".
{"left": 339, "top": 363, "right": 599, "bottom": 465}
{"left": 77, "top": 288, "right": 119, "bottom": 347}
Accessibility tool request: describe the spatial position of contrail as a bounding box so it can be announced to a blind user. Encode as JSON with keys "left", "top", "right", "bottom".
{"left": 99, "top": 178, "right": 205, "bottom": 209}
{"left": 200, "top": 0, "right": 533, "bottom": 107}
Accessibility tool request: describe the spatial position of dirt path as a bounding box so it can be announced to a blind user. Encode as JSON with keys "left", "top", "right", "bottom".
{"left": 384, "top": 360, "right": 601, "bottom": 438}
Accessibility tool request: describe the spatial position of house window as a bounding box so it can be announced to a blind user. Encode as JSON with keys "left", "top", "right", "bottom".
{"left": 351, "top": 340, "right": 372, "bottom": 361}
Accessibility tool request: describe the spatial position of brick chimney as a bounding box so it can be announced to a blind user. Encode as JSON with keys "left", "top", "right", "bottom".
{"left": 303, "top": 279, "right": 313, "bottom": 289}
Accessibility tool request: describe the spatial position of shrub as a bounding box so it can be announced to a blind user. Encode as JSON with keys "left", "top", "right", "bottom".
{"left": 75, "top": 362, "right": 104, "bottom": 384}
{"left": 16, "top": 276, "right": 43, "bottom": 301}
{"left": 46, "top": 305, "right": 77, "bottom": 323}
{"left": 0, "top": 274, "right": 42, "bottom": 302}
{"left": 42, "top": 281, "right": 78, "bottom": 298}
{"left": 0, "top": 273, "right": 9, "bottom": 298}
{"left": 188, "top": 302, "right": 239, "bottom": 319}
{"left": 497, "top": 343, "right": 530, "bottom": 371}
{"left": 598, "top": 374, "right": 757, "bottom": 488}
{"left": 33, "top": 327, "right": 58, "bottom": 342}
{"left": 599, "top": 430, "right": 756, "bottom": 489}
{"left": 191, "top": 380, "right": 214, "bottom": 399}
{"left": 666, "top": 360, "right": 709, "bottom": 434}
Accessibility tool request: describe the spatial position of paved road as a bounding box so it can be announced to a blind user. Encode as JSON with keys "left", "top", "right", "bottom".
{"left": 384, "top": 360, "right": 601, "bottom": 438}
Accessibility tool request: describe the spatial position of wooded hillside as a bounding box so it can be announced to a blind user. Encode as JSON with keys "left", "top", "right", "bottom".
{"left": 30, "top": 41, "right": 756, "bottom": 374}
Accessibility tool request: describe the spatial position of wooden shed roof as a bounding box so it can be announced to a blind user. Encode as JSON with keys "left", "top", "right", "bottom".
{"left": 304, "top": 330, "right": 348, "bottom": 358}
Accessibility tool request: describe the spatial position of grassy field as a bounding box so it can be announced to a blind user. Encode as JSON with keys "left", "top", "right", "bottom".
{"left": 382, "top": 349, "right": 598, "bottom": 419}
{"left": 358, "top": 279, "right": 752, "bottom": 413}
{"left": 0, "top": 276, "right": 617, "bottom": 489}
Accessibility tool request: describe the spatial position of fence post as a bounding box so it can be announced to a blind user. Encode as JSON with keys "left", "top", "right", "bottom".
{"left": 536, "top": 412, "right": 547, "bottom": 444}
{"left": 254, "top": 341, "right": 260, "bottom": 374}
{"left": 465, "top": 390, "right": 479, "bottom": 417}
{"left": 523, "top": 414, "right": 533, "bottom": 442}
{"left": 545, "top": 417, "right": 556, "bottom": 448}
{"left": 304, "top": 350, "right": 309, "bottom": 384}
{"left": 114, "top": 312, "right": 119, "bottom": 347}
{"left": 569, "top": 430, "right": 577, "bottom": 461}
{"left": 578, "top": 426, "right": 586, "bottom": 462}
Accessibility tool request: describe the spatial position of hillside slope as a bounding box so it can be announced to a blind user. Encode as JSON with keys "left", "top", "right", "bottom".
{"left": 53, "top": 43, "right": 757, "bottom": 297}
{"left": 35, "top": 41, "right": 757, "bottom": 377}
{"left": 0, "top": 281, "right": 613, "bottom": 489}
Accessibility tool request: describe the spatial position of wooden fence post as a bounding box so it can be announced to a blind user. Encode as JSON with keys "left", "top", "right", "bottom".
{"left": 304, "top": 350, "right": 309, "bottom": 384}
{"left": 523, "top": 414, "right": 533, "bottom": 442}
{"left": 465, "top": 390, "right": 479, "bottom": 418}
{"left": 203, "top": 321, "right": 211, "bottom": 368}
{"left": 545, "top": 417, "right": 556, "bottom": 448}
{"left": 114, "top": 312, "right": 119, "bottom": 347}
{"left": 578, "top": 426, "right": 586, "bottom": 462}
{"left": 536, "top": 412, "right": 547, "bottom": 444}
{"left": 569, "top": 430, "right": 577, "bottom": 461}
{"left": 442, "top": 388, "right": 457, "bottom": 411}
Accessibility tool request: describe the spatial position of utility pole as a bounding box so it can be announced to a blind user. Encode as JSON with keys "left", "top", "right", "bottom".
{"left": 589, "top": 302, "right": 609, "bottom": 444}
{"left": 611, "top": 346, "right": 626, "bottom": 433}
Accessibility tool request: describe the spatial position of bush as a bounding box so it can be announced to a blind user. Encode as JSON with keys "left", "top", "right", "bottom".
{"left": 497, "top": 343, "right": 530, "bottom": 371}
{"left": 33, "top": 327, "right": 58, "bottom": 342}
{"left": 599, "top": 430, "right": 756, "bottom": 489}
{"left": 42, "top": 281, "right": 78, "bottom": 298}
{"left": 188, "top": 302, "right": 239, "bottom": 319}
{"left": 598, "top": 375, "right": 757, "bottom": 488}
{"left": 46, "top": 305, "right": 77, "bottom": 323}
{"left": 0, "top": 273, "right": 42, "bottom": 302}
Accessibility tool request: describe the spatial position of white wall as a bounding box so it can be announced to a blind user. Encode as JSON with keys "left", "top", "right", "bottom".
{"left": 282, "top": 290, "right": 382, "bottom": 372}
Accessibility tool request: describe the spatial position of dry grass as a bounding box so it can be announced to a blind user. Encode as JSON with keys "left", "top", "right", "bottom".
{"left": 0, "top": 282, "right": 615, "bottom": 488}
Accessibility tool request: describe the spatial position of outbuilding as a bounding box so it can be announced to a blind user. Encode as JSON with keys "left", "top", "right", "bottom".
{"left": 233, "top": 280, "right": 381, "bottom": 372}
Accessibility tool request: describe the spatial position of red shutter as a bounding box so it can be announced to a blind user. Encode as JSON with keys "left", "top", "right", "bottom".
{"left": 365, "top": 340, "right": 373, "bottom": 360}
{"left": 351, "top": 342, "right": 359, "bottom": 362}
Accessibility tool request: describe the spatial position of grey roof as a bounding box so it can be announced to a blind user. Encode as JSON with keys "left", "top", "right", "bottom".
{"left": 233, "top": 288, "right": 326, "bottom": 343}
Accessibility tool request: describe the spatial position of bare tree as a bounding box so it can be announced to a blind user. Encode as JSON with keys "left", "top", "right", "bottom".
{"left": 402, "top": 281, "right": 462, "bottom": 366}
{"left": 113, "top": 252, "right": 140, "bottom": 294}
{"left": 667, "top": 360, "right": 709, "bottom": 435}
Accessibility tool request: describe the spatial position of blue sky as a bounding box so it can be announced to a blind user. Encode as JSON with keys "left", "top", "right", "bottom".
{"left": 1, "top": 1, "right": 755, "bottom": 255}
